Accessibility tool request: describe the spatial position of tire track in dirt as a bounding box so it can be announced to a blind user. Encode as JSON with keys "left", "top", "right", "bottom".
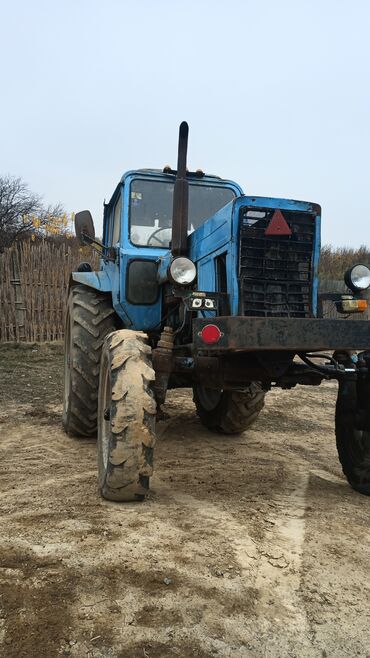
{"left": 251, "top": 471, "right": 315, "bottom": 656}
{"left": 162, "top": 468, "right": 318, "bottom": 657}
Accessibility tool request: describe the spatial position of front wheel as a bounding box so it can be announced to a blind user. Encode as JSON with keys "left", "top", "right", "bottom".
{"left": 193, "top": 382, "right": 265, "bottom": 434}
{"left": 336, "top": 378, "right": 370, "bottom": 495}
{"left": 97, "top": 330, "right": 156, "bottom": 501}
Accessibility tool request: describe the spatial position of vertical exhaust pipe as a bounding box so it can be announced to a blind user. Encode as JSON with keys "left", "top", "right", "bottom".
{"left": 171, "top": 121, "right": 189, "bottom": 257}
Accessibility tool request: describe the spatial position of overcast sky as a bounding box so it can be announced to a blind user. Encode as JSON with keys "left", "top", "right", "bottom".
{"left": 1, "top": 0, "right": 369, "bottom": 246}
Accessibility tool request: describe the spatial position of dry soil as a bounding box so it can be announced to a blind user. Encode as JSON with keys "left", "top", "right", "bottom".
{"left": 0, "top": 343, "right": 369, "bottom": 658}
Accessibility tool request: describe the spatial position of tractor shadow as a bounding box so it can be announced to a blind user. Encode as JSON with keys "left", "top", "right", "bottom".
{"left": 155, "top": 387, "right": 346, "bottom": 506}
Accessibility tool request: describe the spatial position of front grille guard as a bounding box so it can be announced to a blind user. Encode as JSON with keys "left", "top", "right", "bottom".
{"left": 238, "top": 207, "right": 316, "bottom": 318}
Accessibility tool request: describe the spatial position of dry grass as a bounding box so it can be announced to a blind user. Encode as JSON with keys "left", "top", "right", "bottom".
{"left": 319, "top": 245, "right": 370, "bottom": 280}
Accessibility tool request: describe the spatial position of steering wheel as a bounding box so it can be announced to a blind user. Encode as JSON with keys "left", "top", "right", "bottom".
{"left": 147, "top": 227, "right": 171, "bottom": 247}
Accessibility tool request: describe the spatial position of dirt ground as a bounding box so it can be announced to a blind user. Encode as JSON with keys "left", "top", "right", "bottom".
{"left": 0, "top": 344, "right": 370, "bottom": 658}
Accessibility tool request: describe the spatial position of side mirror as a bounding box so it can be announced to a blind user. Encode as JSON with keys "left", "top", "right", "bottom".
{"left": 75, "top": 210, "right": 95, "bottom": 246}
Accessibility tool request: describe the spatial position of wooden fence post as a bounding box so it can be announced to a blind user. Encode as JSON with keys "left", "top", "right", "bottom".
{"left": 10, "top": 248, "right": 26, "bottom": 341}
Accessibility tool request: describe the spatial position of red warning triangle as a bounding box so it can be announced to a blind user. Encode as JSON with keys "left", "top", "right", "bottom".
{"left": 265, "top": 209, "right": 292, "bottom": 236}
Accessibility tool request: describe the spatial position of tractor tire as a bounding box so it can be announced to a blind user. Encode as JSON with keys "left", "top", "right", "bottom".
{"left": 97, "top": 330, "right": 156, "bottom": 502}
{"left": 62, "top": 284, "right": 116, "bottom": 437}
{"left": 193, "top": 383, "right": 265, "bottom": 434}
{"left": 336, "top": 378, "right": 370, "bottom": 495}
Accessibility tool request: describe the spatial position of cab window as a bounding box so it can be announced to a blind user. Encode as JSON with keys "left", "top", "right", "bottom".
{"left": 129, "top": 179, "right": 235, "bottom": 247}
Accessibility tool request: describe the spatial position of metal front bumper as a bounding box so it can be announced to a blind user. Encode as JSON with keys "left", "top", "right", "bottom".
{"left": 193, "top": 316, "right": 370, "bottom": 352}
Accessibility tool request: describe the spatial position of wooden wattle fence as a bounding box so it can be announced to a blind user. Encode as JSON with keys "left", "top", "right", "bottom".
{"left": 0, "top": 241, "right": 98, "bottom": 342}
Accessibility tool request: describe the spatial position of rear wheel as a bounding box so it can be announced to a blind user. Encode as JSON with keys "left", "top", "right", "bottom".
{"left": 62, "top": 284, "right": 116, "bottom": 437}
{"left": 193, "top": 383, "right": 265, "bottom": 434}
{"left": 97, "top": 330, "right": 156, "bottom": 501}
{"left": 336, "top": 377, "right": 370, "bottom": 495}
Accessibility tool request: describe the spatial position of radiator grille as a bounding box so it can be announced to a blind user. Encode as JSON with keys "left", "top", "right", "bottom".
{"left": 239, "top": 207, "right": 316, "bottom": 318}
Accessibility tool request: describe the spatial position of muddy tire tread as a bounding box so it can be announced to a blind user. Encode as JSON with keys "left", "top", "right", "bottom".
{"left": 336, "top": 385, "right": 370, "bottom": 496}
{"left": 98, "top": 330, "right": 156, "bottom": 502}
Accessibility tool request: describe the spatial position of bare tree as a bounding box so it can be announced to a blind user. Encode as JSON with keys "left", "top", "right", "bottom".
{"left": 0, "top": 175, "right": 64, "bottom": 252}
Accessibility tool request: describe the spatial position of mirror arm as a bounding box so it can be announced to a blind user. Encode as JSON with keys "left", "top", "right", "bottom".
{"left": 81, "top": 231, "right": 116, "bottom": 262}
{"left": 81, "top": 232, "right": 104, "bottom": 249}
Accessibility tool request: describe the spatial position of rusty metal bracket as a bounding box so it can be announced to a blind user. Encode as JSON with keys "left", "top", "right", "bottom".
{"left": 152, "top": 326, "right": 174, "bottom": 405}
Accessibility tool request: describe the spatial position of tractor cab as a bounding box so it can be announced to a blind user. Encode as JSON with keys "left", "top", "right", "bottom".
{"left": 76, "top": 166, "right": 242, "bottom": 331}
{"left": 101, "top": 168, "right": 241, "bottom": 253}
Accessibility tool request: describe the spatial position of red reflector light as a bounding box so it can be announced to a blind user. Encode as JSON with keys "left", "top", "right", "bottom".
{"left": 265, "top": 209, "right": 292, "bottom": 236}
{"left": 200, "top": 324, "right": 222, "bottom": 345}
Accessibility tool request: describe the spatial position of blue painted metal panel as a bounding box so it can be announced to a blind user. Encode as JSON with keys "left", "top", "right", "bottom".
{"left": 189, "top": 194, "right": 321, "bottom": 317}
{"left": 119, "top": 170, "right": 243, "bottom": 197}
{"left": 189, "top": 201, "right": 234, "bottom": 261}
{"left": 312, "top": 215, "right": 321, "bottom": 316}
{"left": 157, "top": 252, "right": 172, "bottom": 284}
{"left": 231, "top": 195, "right": 320, "bottom": 215}
{"left": 114, "top": 176, "right": 164, "bottom": 330}
{"left": 71, "top": 270, "right": 113, "bottom": 292}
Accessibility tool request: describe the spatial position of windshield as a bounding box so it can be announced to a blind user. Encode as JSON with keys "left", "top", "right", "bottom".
{"left": 130, "top": 179, "right": 236, "bottom": 247}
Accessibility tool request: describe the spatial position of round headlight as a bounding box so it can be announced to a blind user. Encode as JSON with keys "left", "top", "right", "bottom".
{"left": 169, "top": 257, "right": 196, "bottom": 285}
{"left": 344, "top": 264, "right": 370, "bottom": 292}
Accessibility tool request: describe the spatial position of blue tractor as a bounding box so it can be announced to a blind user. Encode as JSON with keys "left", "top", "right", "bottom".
{"left": 63, "top": 122, "right": 370, "bottom": 501}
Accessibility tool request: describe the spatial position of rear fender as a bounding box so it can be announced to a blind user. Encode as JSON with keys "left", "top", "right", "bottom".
{"left": 69, "top": 270, "right": 113, "bottom": 294}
